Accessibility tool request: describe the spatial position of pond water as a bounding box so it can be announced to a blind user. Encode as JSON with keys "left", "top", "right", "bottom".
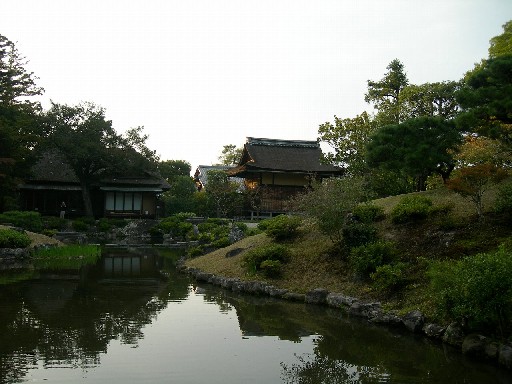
{"left": 0, "top": 247, "right": 510, "bottom": 384}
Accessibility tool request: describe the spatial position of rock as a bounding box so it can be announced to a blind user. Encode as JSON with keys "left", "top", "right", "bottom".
{"left": 225, "top": 247, "right": 244, "bottom": 258}
{"left": 402, "top": 310, "right": 425, "bottom": 333}
{"left": 422, "top": 323, "right": 445, "bottom": 339}
{"left": 305, "top": 288, "right": 329, "bottom": 305}
{"left": 485, "top": 341, "right": 499, "bottom": 360}
{"left": 462, "top": 334, "right": 488, "bottom": 358}
{"left": 326, "top": 293, "right": 358, "bottom": 308}
{"left": 264, "top": 285, "right": 288, "bottom": 298}
{"left": 282, "top": 292, "right": 305, "bottom": 302}
{"left": 499, "top": 344, "right": 512, "bottom": 369}
{"left": 369, "top": 311, "right": 403, "bottom": 326}
{"left": 348, "top": 301, "right": 381, "bottom": 318}
{"left": 442, "top": 322, "right": 465, "bottom": 347}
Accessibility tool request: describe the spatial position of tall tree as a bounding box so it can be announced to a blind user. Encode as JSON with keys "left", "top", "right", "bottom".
{"left": 365, "top": 59, "right": 409, "bottom": 125}
{"left": 317, "top": 111, "right": 377, "bottom": 176}
{"left": 400, "top": 81, "right": 461, "bottom": 119}
{"left": 366, "top": 117, "right": 462, "bottom": 191}
{"left": 42, "top": 102, "right": 157, "bottom": 217}
{"left": 158, "top": 160, "right": 191, "bottom": 182}
{"left": 0, "top": 34, "right": 44, "bottom": 211}
{"left": 455, "top": 54, "right": 512, "bottom": 147}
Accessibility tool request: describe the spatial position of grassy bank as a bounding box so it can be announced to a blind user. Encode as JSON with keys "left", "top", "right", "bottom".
{"left": 185, "top": 186, "right": 512, "bottom": 327}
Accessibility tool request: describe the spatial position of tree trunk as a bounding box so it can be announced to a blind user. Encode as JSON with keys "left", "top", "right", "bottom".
{"left": 80, "top": 180, "right": 94, "bottom": 217}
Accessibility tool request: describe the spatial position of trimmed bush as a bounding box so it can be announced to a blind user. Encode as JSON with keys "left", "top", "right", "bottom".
{"left": 352, "top": 203, "right": 385, "bottom": 223}
{"left": 72, "top": 218, "right": 90, "bottom": 232}
{"left": 495, "top": 182, "right": 512, "bottom": 217}
{"left": 349, "top": 241, "right": 397, "bottom": 277}
{"left": 342, "top": 223, "right": 377, "bottom": 248}
{"left": 43, "top": 216, "right": 67, "bottom": 231}
{"left": 242, "top": 244, "right": 290, "bottom": 275}
{"left": 259, "top": 259, "right": 282, "bottom": 278}
{"left": 261, "top": 215, "right": 302, "bottom": 241}
{"left": 0, "top": 228, "right": 31, "bottom": 248}
{"left": 428, "top": 244, "right": 512, "bottom": 335}
{"left": 371, "top": 262, "right": 408, "bottom": 292}
{"left": 0, "top": 211, "right": 43, "bottom": 232}
{"left": 390, "top": 195, "right": 433, "bottom": 224}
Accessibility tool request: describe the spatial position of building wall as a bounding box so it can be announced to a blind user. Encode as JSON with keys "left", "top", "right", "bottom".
{"left": 260, "top": 172, "right": 309, "bottom": 186}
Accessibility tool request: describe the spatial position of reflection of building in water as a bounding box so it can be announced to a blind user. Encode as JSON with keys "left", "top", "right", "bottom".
{"left": 102, "top": 252, "right": 161, "bottom": 278}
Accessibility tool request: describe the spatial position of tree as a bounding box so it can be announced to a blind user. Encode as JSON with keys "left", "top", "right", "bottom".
{"left": 161, "top": 175, "right": 197, "bottom": 215}
{"left": 400, "top": 81, "right": 461, "bottom": 120}
{"left": 317, "top": 112, "right": 377, "bottom": 176}
{"left": 0, "top": 34, "right": 44, "bottom": 211}
{"left": 159, "top": 160, "right": 192, "bottom": 182}
{"left": 456, "top": 54, "right": 512, "bottom": 147}
{"left": 489, "top": 20, "right": 512, "bottom": 59}
{"left": 205, "top": 169, "right": 242, "bottom": 217}
{"left": 218, "top": 144, "right": 243, "bottom": 166}
{"left": 42, "top": 101, "right": 157, "bottom": 217}
{"left": 447, "top": 164, "right": 507, "bottom": 219}
{"left": 366, "top": 117, "right": 462, "bottom": 191}
{"left": 365, "top": 59, "right": 409, "bottom": 125}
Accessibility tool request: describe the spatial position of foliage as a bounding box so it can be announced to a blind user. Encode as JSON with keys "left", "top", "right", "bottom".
{"left": 242, "top": 244, "right": 290, "bottom": 275}
{"left": 342, "top": 222, "right": 377, "bottom": 249}
{"left": 0, "top": 210, "right": 43, "bottom": 232}
{"left": 293, "top": 176, "right": 369, "bottom": 246}
{"left": 428, "top": 244, "right": 512, "bottom": 336}
{"left": 162, "top": 175, "right": 197, "bottom": 216}
{"left": 447, "top": 164, "right": 508, "bottom": 219}
{"left": 152, "top": 215, "right": 194, "bottom": 241}
{"left": 488, "top": 20, "right": 512, "bottom": 59}
{"left": 43, "top": 216, "right": 67, "bottom": 231}
{"left": 218, "top": 144, "right": 243, "bottom": 166}
{"left": 352, "top": 203, "right": 385, "bottom": 223}
{"left": 158, "top": 160, "right": 191, "bottom": 182}
{"left": 349, "top": 241, "right": 397, "bottom": 277}
{"left": 259, "top": 215, "right": 302, "bottom": 242}
{"left": 365, "top": 58, "right": 409, "bottom": 125}
{"left": 205, "top": 169, "right": 243, "bottom": 218}
{"left": 259, "top": 259, "right": 283, "bottom": 278}
{"left": 366, "top": 116, "right": 462, "bottom": 190}
{"left": 72, "top": 218, "right": 92, "bottom": 232}
{"left": 317, "top": 111, "right": 377, "bottom": 176}
{"left": 33, "top": 244, "right": 101, "bottom": 269}
{"left": 390, "top": 195, "right": 433, "bottom": 224}
{"left": 494, "top": 181, "right": 512, "bottom": 217}
{"left": 371, "top": 262, "right": 408, "bottom": 292}
{"left": 456, "top": 54, "right": 512, "bottom": 148}
{"left": 0, "top": 228, "right": 31, "bottom": 248}
{"left": 455, "top": 135, "right": 509, "bottom": 168}
{"left": 97, "top": 218, "right": 127, "bottom": 232}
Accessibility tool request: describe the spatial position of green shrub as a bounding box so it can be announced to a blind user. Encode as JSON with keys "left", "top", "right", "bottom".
{"left": 0, "top": 228, "right": 31, "bottom": 248}
{"left": 0, "top": 211, "right": 43, "bottom": 232}
{"left": 98, "top": 218, "right": 112, "bottom": 232}
{"left": 428, "top": 244, "right": 512, "bottom": 335}
{"left": 72, "top": 218, "right": 90, "bottom": 232}
{"left": 187, "top": 246, "right": 204, "bottom": 257}
{"left": 349, "top": 241, "right": 397, "bottom": 277}
{"left": 43, "top": 216, "right": 67, "bottom": 231}
{"left": 371, "top": 262, "right": 408, "bottom": 292}
{"left": 342, "top": 223, "right": 377, "bottom": 248}
{"left": 242, "top": 244, "right": 290, "bottom": 275}
{"left": 352, "top": 203, "right": 385, "bottom": 223}
{"left": 495, "top": 182, "right": 512, "bottom": 217}
{"left": 261, "top": 215, "right": 302, "bottom": 241}
{"left": 155, "top": 216, "right": 194, "bottom": 240}
{"left": 390, "top": 195, "right": 433, "bottom": 224}
{"left": 212, "top": 237, "right": 231, "bottom": 248}
{"left": 260, "top": 259, "right": 283, "bottom": 278}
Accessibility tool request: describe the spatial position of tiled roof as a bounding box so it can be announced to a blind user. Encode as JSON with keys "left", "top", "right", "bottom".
{"left": 229, "top": 137, "right": 342, "bottom": 175}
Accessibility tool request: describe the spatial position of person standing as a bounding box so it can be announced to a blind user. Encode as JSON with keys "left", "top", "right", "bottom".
{"left": 60, "top": 201, "right": 67, "bottom": 219}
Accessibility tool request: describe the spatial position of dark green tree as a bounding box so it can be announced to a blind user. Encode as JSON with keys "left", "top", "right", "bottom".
{"left": 489, "top": 20, "right": 512, "bottom": 59}
{"left": 162, "top": 175, "right": 197, "bottom": 215}
{"left": 158, "top": 160, "right": 191, "bottom": 182}
{"left": 456, "top": 54, "right": 512, "bottom": 148}
{"left": 205, "top": 169, "right": 242, "bottom": 218}
{"left": 400, "top": 81, "right": 461, "bottom": 119}
{"left": 367, "top": 117, "right": 462, "bottom": 191}
{"left": 365, "top": 59, "right": 409, "bottom": 125}
{"left": 0, "top": 34, "right": 44, "bottom": 211}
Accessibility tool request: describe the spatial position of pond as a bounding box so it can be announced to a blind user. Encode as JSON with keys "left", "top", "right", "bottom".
{"left": 0, "top": 247, "right": 510, "bottom": 384}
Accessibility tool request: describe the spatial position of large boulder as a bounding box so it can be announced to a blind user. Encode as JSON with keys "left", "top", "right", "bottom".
{"left": 499, "top": 344, "right": 512, "bottom": 369}
{"left": 305, "top": 288, "right": 329, "bottom": 305}
{"left": 402, "top": 310, "right": 425, "bottom": 333}
{"left": 462, "top": 334, "right": 488, "bottom": 358}
{"left": 442, "top": 322, "right": 465, "bottom": 347}
{"left": 422, "top": 323, "right": 445, "bottom": 339}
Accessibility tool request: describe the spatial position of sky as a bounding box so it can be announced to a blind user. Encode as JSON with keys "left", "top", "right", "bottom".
{"left": 3, "top": 0, "right": 511, "bottom": 173}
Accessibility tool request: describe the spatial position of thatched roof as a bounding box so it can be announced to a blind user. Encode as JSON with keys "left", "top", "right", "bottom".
{"left": 228, "top": 137, "right": 343, "bottom": 177}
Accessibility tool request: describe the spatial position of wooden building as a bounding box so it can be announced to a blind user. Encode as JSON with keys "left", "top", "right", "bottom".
{"left": 228, "top": 137, "right": 343, "bottom": 218}
{"left": 18, "top": 150, "right": 170, "bottom": 218}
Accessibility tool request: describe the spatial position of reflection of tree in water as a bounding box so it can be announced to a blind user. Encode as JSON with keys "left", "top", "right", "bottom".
{"left": 0, "top": 249, "right": 191, "bottom": 384}
{"left": 281, "top": 352, "right": 388, "bottom": 384}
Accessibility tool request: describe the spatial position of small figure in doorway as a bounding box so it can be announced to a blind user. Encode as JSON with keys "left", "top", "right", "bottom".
{"left": 60, "top": 201, "right": 67, "bottom": 219}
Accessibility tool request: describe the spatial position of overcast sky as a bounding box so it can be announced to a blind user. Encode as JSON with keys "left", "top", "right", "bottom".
{"left": 3, "top": 0, "right": 511, "bottom": 173}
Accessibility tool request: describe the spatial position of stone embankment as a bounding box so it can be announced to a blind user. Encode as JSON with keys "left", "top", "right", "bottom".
{"left": 181, "top": 265, "right": 512, "bottom": 370}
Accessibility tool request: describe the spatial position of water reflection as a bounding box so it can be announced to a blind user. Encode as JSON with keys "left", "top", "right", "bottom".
{"left": 0, "top": 248, "right": 510, "bottom": 384}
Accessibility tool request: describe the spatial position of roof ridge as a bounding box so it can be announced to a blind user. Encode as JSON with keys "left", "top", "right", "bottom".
{"left": 246, "top": 137, "right": 319, "bottom": 148}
